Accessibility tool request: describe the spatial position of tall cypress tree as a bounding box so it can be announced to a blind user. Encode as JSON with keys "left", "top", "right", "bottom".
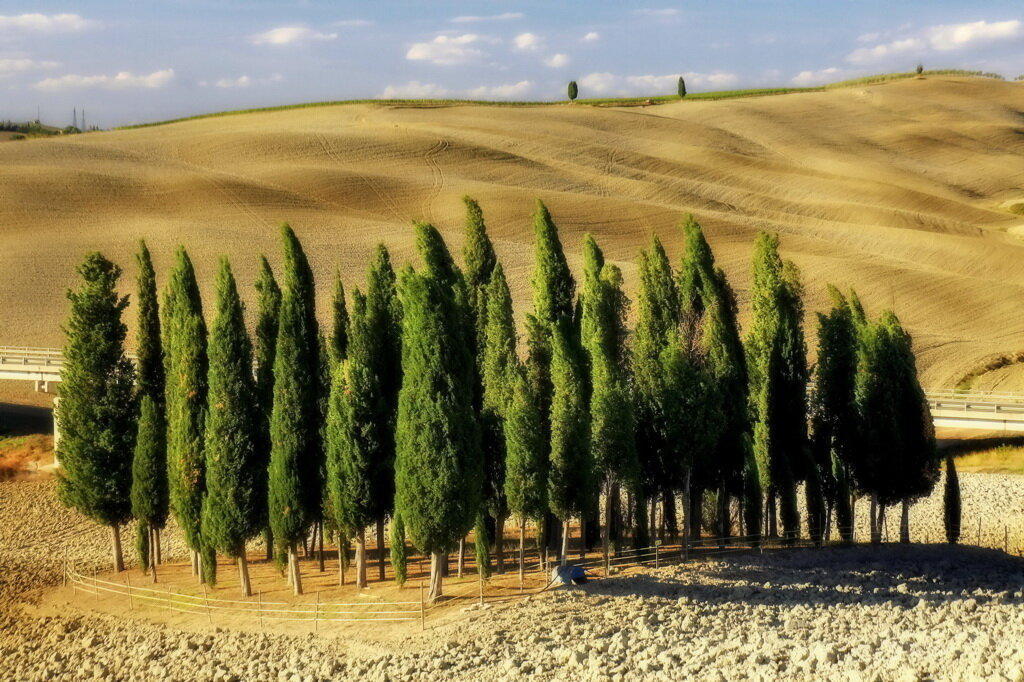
{"left": 268, "top": 224, "right": 320, "bottom": 595}
{"left": 632, "top": 235, "right": 678, "bottom": 547}
{"left": 132, "top": 241, "right": 168, "bottom": 573}
{"left": 201, "top": 259, "right": 260, "bottom": 595}
{"left": 943, "top": 455, "right": 960, "bottom": 544}
{"left": 394, "top": 223, "right": 480, "bottom": 601}
{"left": 580, "top": 235, "right": 636, "bottom": 568}
{"left": 462, "top": 196, "right": 498, "bottom": 353}
{"left": 326, "top": 290, "right": 379, "bottom": 588}
{"left": 253, "top": 256, "right": 281, "bottom": 560}
{"left": 811, "top": 286, "right": 859, "bottom": 542}
{"left": 547, "top": 320, "right": 590, "bottom": 566}
{"left": 162, "top": 247, "right": 208, "bottom": 577}
{"left": 365, "top": 244, "right": 402, "bottom": 580}
{"left": 57, "top": 253, "right": 136, "bottom": 572}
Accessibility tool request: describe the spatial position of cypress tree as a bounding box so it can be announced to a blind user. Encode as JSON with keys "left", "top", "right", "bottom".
{"left": 943, "top": 455, "right": 960, "bottom": 544}
{"left": 330, "top": 273, "right": 348, "bottom": 365}
{"left": 201, "top": 259, "right": 260, "bottom": 595}
{"left": 268, "top": 224, "right": 320, "bottom": 595}
{"left": 132, "top": 241, "right": 168, "bottom": 573}
{"left": 365, "top": 244, "right": 402, "bottom": 581}
{"left": 57, "top": 252, "right": 136, "bottom": 572}
{"left": 162, "top": 247, "right": 208, "bottom": 577}
{"left": 253, "top": 256, "right": 281, "bottom": 560}
{"left": 390, "top": 512, "right": 408, "bottom": 585}
{"left": 745, "top": 233, "right": 803, "bottom": 542}
{"left": 678, "top": 76, "right": 687, "bottom": 98}
{"left": 326, "top": 290, "right": 379, "bottom": 588}
{"left": 394, "top": 223, "right": 480, "bottom": 601}
{"left": 811, "top": 286, "right": 859, "bottom": 542}
{"left": 547, "top": 320, "right": 590, "bottom": 566}
{"left": 503, "top": 370, "right": 547, "bottom": 584}
{"left": 462, "top": 196, "right": 498, "bottom": 352}
{"left": 480, "top": 263, "right": 519, "bottom": 573}
{"left": 568, "top": 80, "right": 578, "bottom": 101}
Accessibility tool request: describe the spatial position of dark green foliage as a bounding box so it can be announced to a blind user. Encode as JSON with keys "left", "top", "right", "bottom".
{"left": 475, "top": 513, "right": 491, "bottom": 579}
{"left": 831, "top": 450, "right": 853, "bottom": 542}
{"left": 503, "top": 371, "right": 547, "bottom": 524}
{"left": 57, "top": 253, "right": 136, "bottom": 530}
{"left": 547, "top": 321, "right": 590, "bottom": 522}
{"left": 811, "top": 287, "right": 859, "bottom": 488}
{"left": 390, "top": 512, "right": 407, "bottom": 585}
{"left": 253, "top": 256, "right": 281, "bottom": 542}
{"left": 394, "top": 223, "right": 481, "bottom": 555}
{"left": 745, "top": 233, "right": 804, "bottom": 540}
{"left": 326, "top": 290, "right": 379, "bottom": 537}
{"left": 201, "top": 259, "right": 261, "bottom": 558}
{"left": 462, "top": 196, "right": 497, "bottom": 356}
{"left": 916, "top": 64, "right": 924, "bottom": 75}
{"left": 162, "top": 247, "right": 208, "bottom": 554}
{"left": 131, "top": 395, "right": 167, "bottom": 554}
{"left": 632, "top": 235, "right": 679, "bottom": 496}
{"left": 943, "top": 455, "right": 960, "bottom": 544}
{"left": 568, "top": 80, "right": 578, "bottom": 101}
{"left": 135, "top": 242, "right": 164, "bottom": 404}
{"left": 268, "top": 224, "right": 321, "bottom": 549}
{"left": 526, "top": 200, "right": 575, "bottom": 437}
{"left": 741, "top": 436, "right": 763, "bottom": 545}
{"left": 330, "top": 273, "right": 349, "bottom": 364}
{"left": 365, "top": 245, "right": 402, "bottom": 523}
{"left": 678, "top": 76, "right": 687, "bottom": 98}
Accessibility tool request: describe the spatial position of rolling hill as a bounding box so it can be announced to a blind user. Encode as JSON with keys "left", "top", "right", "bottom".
{"left": 1, "top": 76, "right": 1023, "bottom": 390}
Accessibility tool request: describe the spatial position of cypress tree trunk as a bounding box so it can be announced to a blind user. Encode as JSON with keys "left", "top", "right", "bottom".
{"left": 264, "top": 528, "right": 273, "bottom": 562}
{"left": 238, "top": 547, "right": 252, "bottom": 598}
{"left": 690, "top": 485, "right": 704, "bottom": 542}
{"left": 458, "top": 538, "right": 466, "bottom": 579}
{"left": 155, "top": 527, "right": 162, "bottom": 565}
{"left": 429, "top": 551, "right": 444, "bottom": 602}
{"left": 682, "top": 471, "right": 691, "bottom": 558}
{"left": 869, "top": 494, "right": 879, "bottom": 544}
{"left": 718, "top": 484, "right": 730, "bottom": 548}
{"left": 149, "top": 526, "right": 159, "bottom": 584}
{"left": 519, "top": 520, "right": 526, "bottom": 587}
{"left": 376, "top": 517, "right": 386, "bottom": 581}
{"left": 318, "top": 522, "right": 325, "bottom": 573}
{"left": 663, "top": 495, "right": 678, "bottom": 543}
{"left": 900, "top": 500, "right": 910, "bottom": 544}
{"left": 610, "top": 484, "right": 621, "bottom": 556}
{"left": 191, "top": 550, "right": 199, "bottom": 577}
{"left": 650, "top": 495, "right": 659, "bottom": 544}
{"left": 767, "top": 489, "right": 778, "bottom": 538}
{"left": 602, "top": 482, "right": 612, "bottom": 572}
{"left": 289, "top": 543, "right": 303, "bottom": 595}
{"left": 560, "top": 519, "right": 570, "bottom": 567}
{"left": 355, "top": 529, "right": 367, "bottom": 588}
{"left": 877, "top": 503, "right": 887, "bottom": 543}
{"left": 338, "top": 539, "right": 346, "bottom": 586}
{"left": 136, "top": 522, "right": 149, "bottom": 574}
{"left": 495, "top": 513, "right": 506, "bottom": 575}
{"left": 111, "top": 523, "right": 124, "bottom": 573}
{"left": 578, "top": 516, "right": 586, "bottom": 560}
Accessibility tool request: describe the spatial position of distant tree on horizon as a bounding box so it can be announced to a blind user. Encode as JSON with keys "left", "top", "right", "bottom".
{"left": 678, "top": 76, "right": 687, "bottom": 98}
{"left": 567, "top": 80, "right": 578, "bottom": 101}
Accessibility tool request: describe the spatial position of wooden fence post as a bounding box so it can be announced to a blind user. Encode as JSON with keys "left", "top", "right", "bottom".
{"left": 419, "top": 582, "right": 425, "bottom": 631}
{"left": 258, "top": 591, "right": 263, "bottom": 631}
{"left": 655, "top": 543, "right": 660, "bottom": 569}
{"left": 202, "top": 584, "right": 213, "bottom": 626}
{"left": 478, "top": 570, "right": 484, "bottom": 606}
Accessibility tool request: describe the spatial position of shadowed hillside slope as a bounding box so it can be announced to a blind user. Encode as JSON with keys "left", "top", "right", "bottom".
{"left": 1, "top": 76, "right": 1023, "bottom": 389}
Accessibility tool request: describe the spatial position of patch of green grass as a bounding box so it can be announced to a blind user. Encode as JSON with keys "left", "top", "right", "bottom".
{"left": 826, "top": 69, "right": 1004, "bottom": 89}
{"left": 953, "top": 444, "right": 1024, "bottom": 475}
{"left": 115, "top": 70, "right": 1005, "bottom": 130}
{"left": 1007, "top": 202, "right": 1024, "bottom": 216}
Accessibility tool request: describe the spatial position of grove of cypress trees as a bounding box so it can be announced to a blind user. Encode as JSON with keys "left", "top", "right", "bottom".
{"left": 268, "top": 224, "right": 320, "bottom": 595}
{"left": 254, "top": 256, "right": 281, "bottom": 560}
{"left": 132, "top": 241, "right": 168, "bottom": 573}
{"left": 57, "top": 252, "right": 136, "bottom": 573}
{"left": 326, "top": 290, "right": 379, "bottom": 588}
{"left": 365, "top": 244, "right": 402, "bottom": 581}
{"left": 394, "top": 223, "right": 480, "bottom": 601}
{"left": 503, "top": 370, "right": 547, "bottom": 585}
{"left": 547, "top": 320, "right": 591, "bottom": 566}
{"left": 201, "top": 259, "right": 261, "bottom": 595}
{"left": 162, "top": 247, "right": 208, "bottom": 577}
{"left": 944, "top": 455, "right": 960, "bottom": 544}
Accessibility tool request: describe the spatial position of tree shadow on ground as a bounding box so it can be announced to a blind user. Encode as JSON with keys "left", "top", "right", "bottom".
{"left": 577, "top": 543, "right": 1024, "bottom": 610}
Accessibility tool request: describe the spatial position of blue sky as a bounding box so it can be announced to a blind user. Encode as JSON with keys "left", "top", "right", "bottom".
{"left": 2, "top": 1, "right": 1023, "bottom": 127}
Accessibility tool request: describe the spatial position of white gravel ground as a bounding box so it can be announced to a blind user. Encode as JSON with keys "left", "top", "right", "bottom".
{"left": 2, "top": 474, "right": 1023, "bottom": 681}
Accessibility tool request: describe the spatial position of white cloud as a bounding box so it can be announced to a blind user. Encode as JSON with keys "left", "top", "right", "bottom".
{"left": 465, "top": 80, "right": 533, "bottom": 99}
{"left": 378, "top": 81, "right": 450, "bottom": 98}
{"left": 406, "top": 34, "right": 485, "bottom": 65}
{"left": 857, "top": 32, "right": 882, "bottom": 44}
{"left": 216, "top": 75, "right": 252, "bottom": 89}
{"left": 451, "top": 12, "right": 523, "bottom": 24}
{"left": 579, "top": 71, "right": 738, "bottom": 96}
{"left": 201, "top": 73, "right": 283, "bottom": 88}
{"left": 544, "top": 53, "right": 570, "bottom": 68}
{"left": 0, "top": 58, "right": 59, "bottom": 76}
{"left": 633, "top": 8, "right": 680, "bottom": 17}
{"left": 332, "top": 19, "right": 373, "bottom": 27}
{"left": 513, "top": 32, "right": 542, "bottom": 51}
{"left": 791, "top": 67, "right": 842, "bottom": 86}
{"left": 582, "top": 31, "right": 600, "bottom": 42}
{"left": 250, "top": 26, "right": 337, "bottom": 46}
{"left": 847, "top": 19, "right": 1023, "bottom": 64}
{"left": 0, "top": 13, "right": 97, "bottom": 33}
{"left": 35, "top": 68, "right": 175, "bottom": 91}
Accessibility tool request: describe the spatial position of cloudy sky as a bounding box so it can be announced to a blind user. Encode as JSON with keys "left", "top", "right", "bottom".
{"left": 2, "top": 1, "right": 1023, "bottom": 127}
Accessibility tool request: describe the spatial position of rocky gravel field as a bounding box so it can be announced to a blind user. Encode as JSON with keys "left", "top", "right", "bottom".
{"left": 2, "top": 474, "right": 1024, "bottom": 681}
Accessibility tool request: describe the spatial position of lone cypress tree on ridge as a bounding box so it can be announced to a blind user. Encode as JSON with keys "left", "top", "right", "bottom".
{"left": 57, "top": 252, "right": 136, "bottom": 573}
